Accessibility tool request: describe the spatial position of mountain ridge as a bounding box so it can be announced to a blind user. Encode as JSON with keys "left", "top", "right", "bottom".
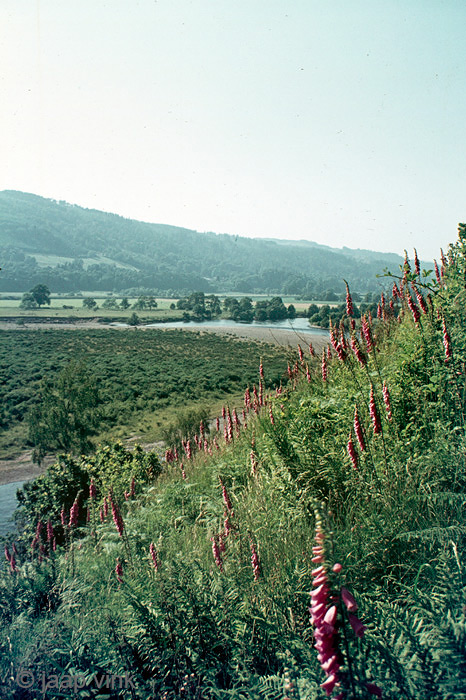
{"left": 0, "top": 190, "right": 403, "bottom": 295}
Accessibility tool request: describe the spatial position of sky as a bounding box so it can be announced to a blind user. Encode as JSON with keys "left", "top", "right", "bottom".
{"left": 0, "top": 0, "right": 465, "bottom": 259}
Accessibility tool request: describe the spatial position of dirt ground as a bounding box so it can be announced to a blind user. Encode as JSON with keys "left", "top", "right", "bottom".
{"left": 0, "top": 321, "right": 329, "bottom": 485}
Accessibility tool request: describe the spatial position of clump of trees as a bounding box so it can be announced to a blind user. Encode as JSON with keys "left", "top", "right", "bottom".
{"left": 19, "top": 284, "right": 51, "bottom": 309}
{"left": 176, "top": 293, "right": 221, "bottom": 321}
{"left": 27, "top": 361, "right": 101, "bottom": 464}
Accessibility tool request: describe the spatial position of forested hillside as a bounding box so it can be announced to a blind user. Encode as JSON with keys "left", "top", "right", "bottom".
{"left": 0, "top": 227, "right": 465, "bottom": 698}
{"left": 0, "top": 190, "right": 403, "bottom": 296}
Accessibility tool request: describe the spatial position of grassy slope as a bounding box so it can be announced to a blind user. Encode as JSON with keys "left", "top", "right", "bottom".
{"left": 1, "top": 231, "right": 466, "bottom": 698}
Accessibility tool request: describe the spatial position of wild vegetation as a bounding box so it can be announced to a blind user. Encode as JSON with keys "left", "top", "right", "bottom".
{"left": 0, "top": 228, "right": 465, "bottom": 699}
{"left": 0, "top": 190, "right": 404, "bottom": 296}
{"left": 0, "top": 329, "right": 287, "bottom": 459}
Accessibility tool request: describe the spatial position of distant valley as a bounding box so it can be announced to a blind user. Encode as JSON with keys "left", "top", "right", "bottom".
{"left": 0, "top": 190, "right": 404, "bottom": 296}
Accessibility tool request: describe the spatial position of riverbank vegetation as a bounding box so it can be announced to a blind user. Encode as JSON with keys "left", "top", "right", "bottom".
{"left": 0, "top": 227, "right": 465, "bottom": 698}
{"left": 0, "top": 329, "right": 287, "bottom": 460}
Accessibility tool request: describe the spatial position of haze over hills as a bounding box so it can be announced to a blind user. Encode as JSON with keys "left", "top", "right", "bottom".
{"left": 0, "top": 190, "right": 404, "bottom": 296}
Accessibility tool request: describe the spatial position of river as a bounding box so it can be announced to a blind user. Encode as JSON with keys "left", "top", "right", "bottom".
{"left": 0, "top": 480, "right": 24, "bottom": 538}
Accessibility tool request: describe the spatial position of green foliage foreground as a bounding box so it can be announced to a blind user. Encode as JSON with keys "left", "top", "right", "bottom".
{"left": 1, "top": 229, "right": 466, "bottom": 698}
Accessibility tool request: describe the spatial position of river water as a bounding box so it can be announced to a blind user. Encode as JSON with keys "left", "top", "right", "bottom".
{"left": 0, "top": 480, "right": 24, "bottom": 538}
{"left": 144, "top": 317, "right": 324, "bottom": 334}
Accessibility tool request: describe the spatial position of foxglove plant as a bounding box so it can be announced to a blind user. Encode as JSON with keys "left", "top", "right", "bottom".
{"left": 407, "top": 294, "right": 421, "bottom": 326}
{"left": 109, "top": 492, "right": 125, "bottom": 537}
{"left": 347, "top": 433, "right": 358, "bottom": 470}
{"left": 345, "top": 281, "right": 354, "bottom": 317}
{"left": 382, "top": 381, "right": 392, "bottom": 421}
{"left": 210, "top": 536, "right": 223, "bottom": 572}
{"left": 369, "top": 385, "right": 382, "bottom": 435}
{"left": 69, "top": 495, "right": 80, "bottom": 528}
{"left": 353, "top": 406, "right": 366, "bottom": 452}
{"left": 322, "top": 350, "right": 328, "bottom": 383}
{"left": 442, "top": 317, "right": 452, "bottom": 362}
{"left": 248, "top": 533, "right": 261, "bottom": 581}
{"left": 115, "top": 558, "right": 124, "bottom": 584}
{"left": 149, "top": 543, "right": 159, "bottom": 571}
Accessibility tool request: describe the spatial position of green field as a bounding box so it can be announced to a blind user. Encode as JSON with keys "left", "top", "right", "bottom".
{"left": 0, "top": 327, "right": 289, "bottom": 458}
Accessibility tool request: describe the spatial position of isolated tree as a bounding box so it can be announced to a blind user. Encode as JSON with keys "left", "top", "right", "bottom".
{"left": 28, "top": 361, "right": 100, "bottom": 465}
{"left": 30, "top": 284, "right": 51, "bottom": 307}
{"left": 120, "top": 297, "right": 130, "bottom": 309}
{"left": 146, "top": 296, "right": 158, "bottom": 310}
{"left": 132, "top": 296, "right": 148, "bottom": 310}
{"left": 287, "top": 304, "right": 297, "bottom": 319}
{"left": 19, "top": 292, "right": 38, "bottom": 310}
{"left": 129, "top": 312, "right": 140, "bottom": 326}
{"left": 82, "top": 298, "right": 97, "bottom": 309}
{"left": 102, "top": 297, "right": 119, "bottom": 309}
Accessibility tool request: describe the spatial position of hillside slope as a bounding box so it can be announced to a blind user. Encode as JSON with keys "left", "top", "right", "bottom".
{"left": 1, "top": 227, "right": 465, "bottom": 698}
{"left": 0, "top": 190, "right": 403, "bottom": 295}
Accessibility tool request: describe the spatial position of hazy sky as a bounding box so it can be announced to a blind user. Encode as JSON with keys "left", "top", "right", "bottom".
{"left": 1, "top": 1, "right": 464, "bottom": 259}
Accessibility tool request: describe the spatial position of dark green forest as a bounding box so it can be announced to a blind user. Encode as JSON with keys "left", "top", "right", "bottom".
{"left": 0, "top": 190, "right": 405, "bottom": 296}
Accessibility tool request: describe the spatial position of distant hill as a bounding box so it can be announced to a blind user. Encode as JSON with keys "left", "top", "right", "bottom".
{"left": 0, "top": 190, "right": 404, "bottom": 296}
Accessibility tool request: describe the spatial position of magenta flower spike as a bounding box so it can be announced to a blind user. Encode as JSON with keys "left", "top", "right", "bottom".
{"left": 353, "top": 406, "right": 366, "bottom": 451}
{"left": 310, "top": 517, "right": 341, "bottom": 697}
{"left": 69, "top": 495, "right": 80, "bottom": 528}
{"left": 382, "top": 381, "right": 392, "bottom": 420}
{"left": 89, "top": 478, "right": 97, "bottom": 500}
{"left": 210, "top": 536, "right": 224, "bottom": 572}
{"left": 115, "top": 558, "right": 123, "bottom": 584}
{"left": 412, "top": 284, "right": 428, "bottom": 315}
{"left": 219, "top": 477, "right": 233, "bottom": 513}
{"left": 109, "top": 492, "right": 125, "bottom": 537}
{"left": 413, "top": 247, "right": 420, "bottom": 275}
{"left": 361, "top": 315, "right": 373, "bottom": 354}
{"left": 250, "top": 450, "right": 258, "bottom": 477}
{"left": 407, "top": 295, "right": 421, "bottom": 326}
{"left": 347, "top": 433, "right": 358, "bottom": 469}
{"left": 350, "top": 335, "right": 367, "bottom": 367}
{"left": 249, "top": 536, "right": 261, "bottom": 581}
{"left": 46, "top": 520, "right": 54, "bottom": 542}
{"left": 309, "top": 342, "right": 315, "bottom": 357}
{"left": 345, "top": 281, "right": 354, "bottom": 317}
{"left": 149, "top": 543, "right": 159, "bottom": 571}
{"left": 434, "top": 259, "right": 442, "bottom": 285}
{"left": 442, "top": 318, "right": 452, "bottom": 362}
{"left": 403, "top": 249, "right": 411, "bottom": 273}
{"left": 321, "top": 350, "right": 328, "bottom": 383}
{"left": 244, "top": 387, "right": 251, "bottom": 411}
{"left": 369, "top": 385, "right": 382, "bottom": 435}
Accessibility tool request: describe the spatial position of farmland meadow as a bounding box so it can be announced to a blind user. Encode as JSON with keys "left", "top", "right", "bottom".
{"left": 1, "top": 226, "right": 466, "bottom": 699}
